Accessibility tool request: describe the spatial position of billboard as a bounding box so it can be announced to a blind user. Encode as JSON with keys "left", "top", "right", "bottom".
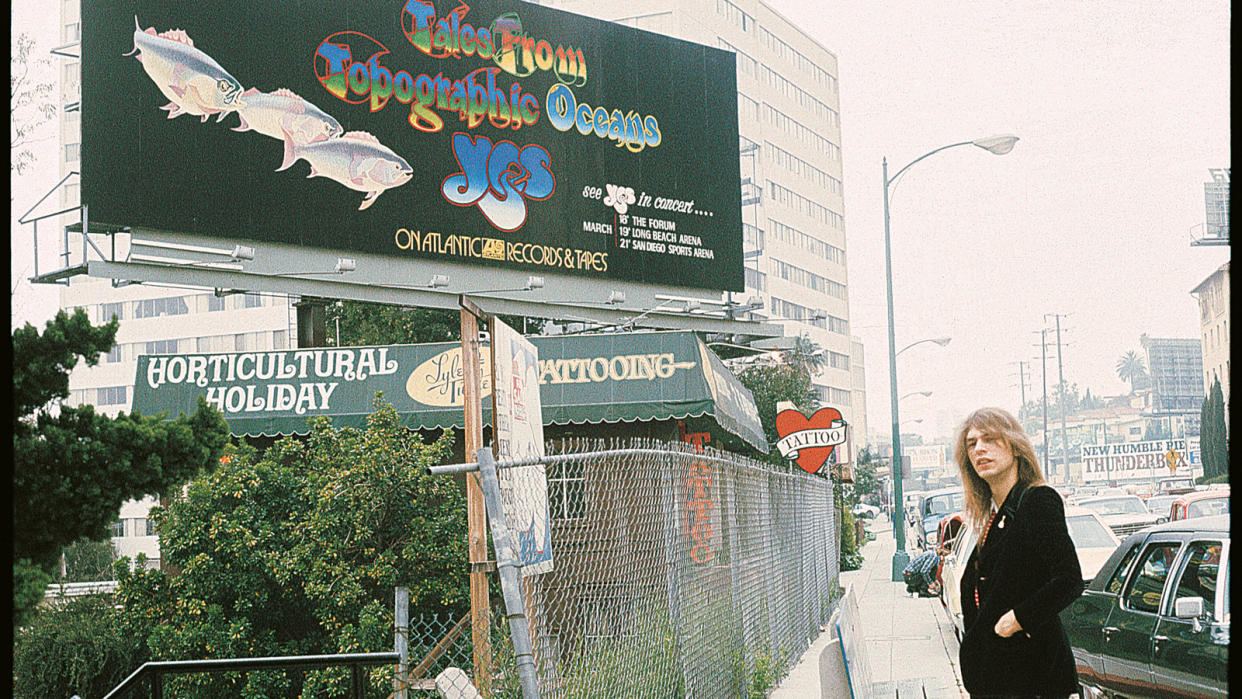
{"left": 82, "top": 0, "right": 743, "bottom": 291}
{"left": 1080, "top": 438, "right": 1201, "bottom": 484}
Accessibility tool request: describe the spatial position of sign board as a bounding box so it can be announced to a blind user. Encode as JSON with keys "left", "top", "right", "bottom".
{"left": 902, "top": 445, "right": 946, "bottom": 473}
{"left": 491, "top": 318, "right": 552, "bottom": 576}
{"left": 774, "top": 407, "right": 849, "bottom": 475}
{"left": 81, "top": 0, "right": 743, "bottom": 291}
{"left": 1080, "top": 438, "right": 1202, "bottom": 484}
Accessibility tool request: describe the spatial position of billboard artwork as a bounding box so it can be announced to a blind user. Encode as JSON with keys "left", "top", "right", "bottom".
{"left": 82, "top": 1, "right": 743, "bottom": 291}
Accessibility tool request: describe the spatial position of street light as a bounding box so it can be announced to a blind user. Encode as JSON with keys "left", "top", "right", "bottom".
{"left": 900, "top": 391, "right": 933, "bottom": 402}
{"left": 884, "top": 135, "right": 1018, "bottom": 581}
{"left": 897, "top": 337, "right": 952, "bottom": 357}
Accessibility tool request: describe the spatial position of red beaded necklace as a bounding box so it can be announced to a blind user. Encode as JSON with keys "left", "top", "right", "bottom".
{"left": 974, "top": 506, "right": 999, "bottom": 608}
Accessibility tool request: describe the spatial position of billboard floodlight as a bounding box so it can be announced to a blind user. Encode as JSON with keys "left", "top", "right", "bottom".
{"left": 606, "top": 290, "right": 626, "bottom": 305}
{"left": 334, "top": 258, "right": 357, "bottom": 273}
{"left": 229, "top": 245, "right": 255, "bottom": 262}
{"left": 428, "top": 275, "right": 451, "bottom": 289}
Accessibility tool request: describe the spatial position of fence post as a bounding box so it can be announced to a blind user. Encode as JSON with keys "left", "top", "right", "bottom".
{"left": 474, "top": 448, "right": 542, "bottom": 699}
{"left": 395, "top": 587, "right": 409, "bottom": 699}
{"left": 351, "top": 665, "right": 364, "bottom": 698}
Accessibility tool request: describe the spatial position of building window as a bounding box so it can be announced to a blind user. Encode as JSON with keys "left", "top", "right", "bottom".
{"left": 106, "top": 344, "right": 122, "bottom": 363}
{"left": 145, "top": 339, "right": 179, "bottom": 355}
{"left": 273, "top": 329, "right": 289, "bottom": 349}
{"left": 98, "top": 386, "right": 128, "bottom": 405}
{"left": 100, "top": 301, "right": 124, "bottom": 322}
{"left": 64, "top": 142, "right": 80, "bottom": 162}
{"left": 134, "top": 296, "right": 190, "bottom": 319}
{"left": 828, "top": 351, "right": 850, "bottom": 371}
{"left": 235, "top": 333, "right": 248, "bottom": 352}
{"left": 63, "top": 22, "right": 80, "bottom": 43}
{"left": 744, "top": 267, "right": 767, "bottom": 291}
{"left": 716, "top": 0, "right": 752, "bottom": 32}
{"left": 771, "top": 258, "right": 846, "bottom": 299}
{"left": 207, "top": 294, "right": 227, "bottom": 312}
{"left": 109, "top": 521, "right": 124, "bottom": 538}
{"left": 63, "top": 61, "right": 80, "bottom": 97}
{"left": 547, "top": 460, "right": 586, "bottom": 520}
{"left": 243, "top": 293, "right": 264, "bottom": 308}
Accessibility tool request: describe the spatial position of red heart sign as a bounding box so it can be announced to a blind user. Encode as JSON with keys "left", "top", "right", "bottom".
{"left": 776, "top": 407, "right": 844, "bottom": 474}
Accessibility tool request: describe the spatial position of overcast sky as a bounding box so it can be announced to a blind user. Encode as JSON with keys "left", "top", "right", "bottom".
{"left": 11, "top": 2, "right": 1231, "bottom": 446}
{"left": 764, "top": 0, "right": 1230, "bottom": 444}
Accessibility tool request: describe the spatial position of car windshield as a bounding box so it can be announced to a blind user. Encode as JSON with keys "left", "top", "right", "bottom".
{"left": 924, "top": 492, "right": 963, "bottom": 516}
{"left": 1144, "top": 496, "right": 1177, "bottom": 516}
{"left": 1081, "top": 497, "right": 1148, "bottom": 516}
{"left": 1065, "top": 514, "right": 1116, "bottom": 549}
{"left": 1186, "top": 497, "right": 1229, "bottom": 518}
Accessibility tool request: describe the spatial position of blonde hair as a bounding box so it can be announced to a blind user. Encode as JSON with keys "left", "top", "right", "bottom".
{"left": 954, "top": 407, "right": 1045, "bottom": 531}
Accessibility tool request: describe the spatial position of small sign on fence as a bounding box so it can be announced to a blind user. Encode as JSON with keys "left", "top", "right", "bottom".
{"left": 492, "top": 318, "right": 553, "bottom": 576}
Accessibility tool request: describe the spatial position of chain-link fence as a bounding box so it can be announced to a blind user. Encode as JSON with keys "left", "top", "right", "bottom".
{"left": 424, "top": 438, "right": 840, "bottom": 698}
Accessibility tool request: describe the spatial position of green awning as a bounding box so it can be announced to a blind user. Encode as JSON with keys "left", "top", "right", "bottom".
{"left": 131, "top": 330, "right": 768, "bottom": 452}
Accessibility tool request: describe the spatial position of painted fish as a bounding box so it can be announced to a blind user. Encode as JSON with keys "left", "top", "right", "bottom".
{"left": 277, "top": 130, "right": 413, "bottom": 210}
{"left": 126, "top": 17, "right": 245, "bottom": 122}
{"left": 231, "top": 88, "right": 343, "bottom": 144}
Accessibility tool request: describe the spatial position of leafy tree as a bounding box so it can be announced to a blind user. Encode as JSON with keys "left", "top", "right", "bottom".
{"left": 326, "top": 300, "right": 461, "bottom": 346}
{"left": 12, "top": 310, "right": 230, "bottom": 627}
{"left": 1199, "top": 377, "right": 1228, "bottom": 482}
{"left": 11, "top": 32, "right": 57, "bottom": 178}
{"left": 1115, "top": 350, "right": 1148, "bottom": 394}
{"left": 732, "top": 355, "right": 818, "bottom": 468}
{"left": 13, "top": 594, "right": 145, "bottom": 699}
{"left": 111, "top": 399, "right": 463, "bottom": 697}
{"left": 324, "top": 299, "right": 546, "bottom": 347}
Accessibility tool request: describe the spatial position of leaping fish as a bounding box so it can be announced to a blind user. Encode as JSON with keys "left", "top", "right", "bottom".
{"left": 277, "top": 130, "right": 413, "bottom": 211}
{"left": 125, "top": 17, "right": 246, "bottom": 122}
{"left": 231, "top": 88, "right": 343, "bottom": 144}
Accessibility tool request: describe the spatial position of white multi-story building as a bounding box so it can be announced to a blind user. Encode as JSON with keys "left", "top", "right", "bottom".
{"left": 1191, "top": 261, "right": 1230, "bottom": 431}
{"left": 543, "top": 0, "right": 862, "bottom": 431}
{"left": 53, "top": 0, "right": 296, "bottom": 570}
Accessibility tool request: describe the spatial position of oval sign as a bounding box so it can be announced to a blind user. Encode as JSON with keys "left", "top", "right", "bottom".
{"left": 406, "top": 347, "right": 492, "bottom": 407}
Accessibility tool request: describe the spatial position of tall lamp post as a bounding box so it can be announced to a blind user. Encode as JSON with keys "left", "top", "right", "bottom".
{"left": 885, "top": 135, "right": 1019, "bottom": 581}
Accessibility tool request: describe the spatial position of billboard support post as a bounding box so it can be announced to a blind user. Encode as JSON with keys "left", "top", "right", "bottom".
{"left": 460, "top": 295, "right": 492, "bottom": 693}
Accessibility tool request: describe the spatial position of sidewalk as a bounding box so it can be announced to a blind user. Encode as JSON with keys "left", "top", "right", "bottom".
{"left": 772, "top": 518, "right": 967, "bottom": 698}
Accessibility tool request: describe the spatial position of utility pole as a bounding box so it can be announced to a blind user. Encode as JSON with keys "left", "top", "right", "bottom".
{"left": 1010, "top": 360, "right": 1030, "bottom": 408}
{"left": 1046, "top": 313, "right": 1071, "bottom": 484}
{"left": 1033, "top": 330, "right": 1050, "bottom": 475}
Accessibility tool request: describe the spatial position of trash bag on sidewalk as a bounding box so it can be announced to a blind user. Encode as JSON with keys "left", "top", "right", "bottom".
{"left": 902, "top": 549, "right": 941, "bottom": 597}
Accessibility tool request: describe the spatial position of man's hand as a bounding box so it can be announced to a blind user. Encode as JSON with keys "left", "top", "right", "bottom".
{"left": 994, "top": 609, "right": 1025, "bottom": 638}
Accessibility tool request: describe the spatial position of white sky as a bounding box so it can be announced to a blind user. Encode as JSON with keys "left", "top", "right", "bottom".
{"left": 11, "top": 2, "right": 1231, "bottom": 446}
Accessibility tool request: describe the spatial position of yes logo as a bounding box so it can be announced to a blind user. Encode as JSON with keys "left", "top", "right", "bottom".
{"left": 442, "top": 133, "right": 555, "bottom": 231}
{"left": 604, "top": 184, "right": 636, "bottom": 214}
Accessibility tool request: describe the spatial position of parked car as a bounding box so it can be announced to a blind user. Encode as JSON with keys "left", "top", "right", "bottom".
{"left": 1063, "top": 506, "right": 1121, "bottom": 582}
{"left": 851, "top": 502, "right": 880, "bottom": 519}
{"left": 1155, "top": 476, "right": 1197, "bottom": 496}
{"left": 1142, "top": 494, "right": 1181, "bottom": 524}
{"left": 1075, "top": 495, "right": 1161, "bottom": 538}
{"left": 1063, "top": 515, "right": 1229, "bottom": 698}
{"left": 1169, "top": 487, "right": 1230, "bottom": 521}
{"left": 915, "top": 487, "right": 964, "bottom": 550}
{"left": 940, "top": 505, "right": 1117, "bottom": 642}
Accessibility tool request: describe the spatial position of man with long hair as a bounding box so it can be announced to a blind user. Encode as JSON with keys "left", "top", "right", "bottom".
{"left": 954, "top": 407, "right": 1084, "bottom": 698}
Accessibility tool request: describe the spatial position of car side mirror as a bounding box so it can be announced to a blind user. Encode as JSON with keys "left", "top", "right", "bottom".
{"left": 1175, "top": 596, "right": 1207, "bottom": 632}
{"left": 1156, "top": 516, "right": 1168, "bottom": 524}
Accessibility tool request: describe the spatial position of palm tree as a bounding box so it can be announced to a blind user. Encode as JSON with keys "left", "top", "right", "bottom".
{"left": 1115, "top": 350, "right": 1148, "bottom": 394}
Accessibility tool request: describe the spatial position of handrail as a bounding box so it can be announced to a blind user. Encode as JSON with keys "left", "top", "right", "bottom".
{"left": 17, "top": 170, "right": 79, "bottom": 224}
{"left": 103, "top": 651, "right": 400, "bottom": 699}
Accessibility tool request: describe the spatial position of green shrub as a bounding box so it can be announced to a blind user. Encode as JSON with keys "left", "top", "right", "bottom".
{"left": 14, "top": 594, "right": 145, "bottom": 699}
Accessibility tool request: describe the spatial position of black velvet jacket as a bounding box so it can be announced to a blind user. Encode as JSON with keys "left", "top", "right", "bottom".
{"left": 959, "top": 482, "right": 1085, "bottom": 696}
